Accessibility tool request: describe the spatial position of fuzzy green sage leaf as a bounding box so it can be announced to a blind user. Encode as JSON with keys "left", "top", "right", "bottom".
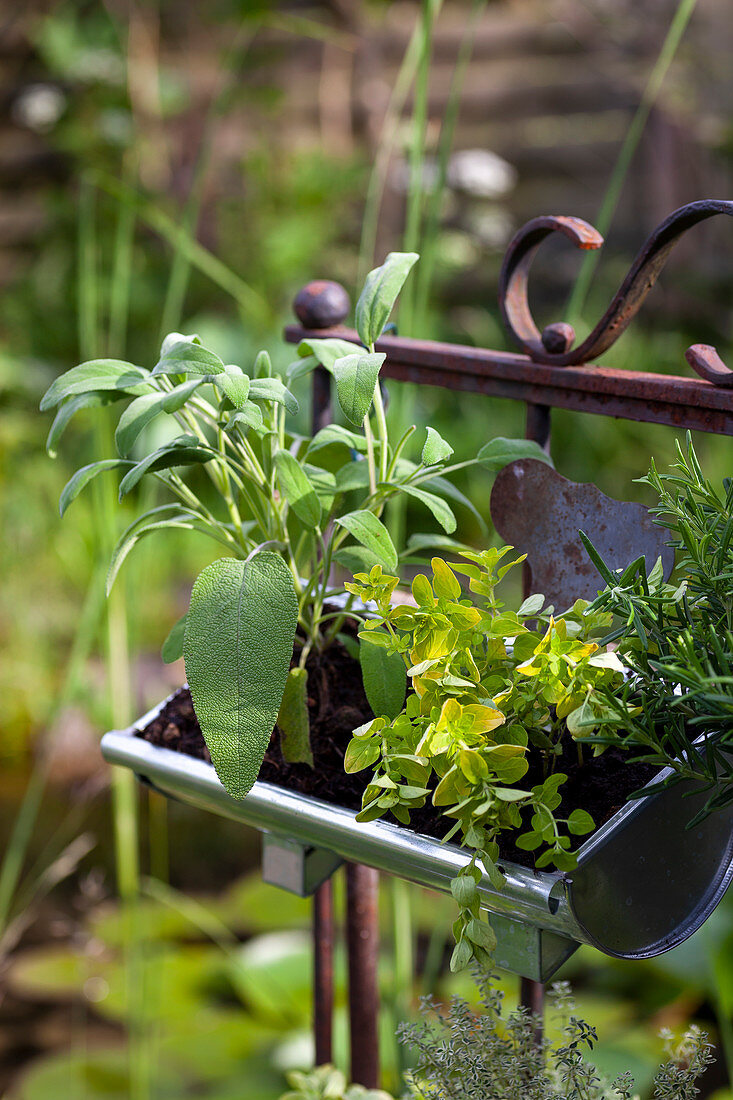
{"left": 184, "top": 551, "right": 298, "bottom": 800}
{"left": 335, "top": 510, "right": 397, "bottom": 571}
{"left": 359, "top": 635, "right": 407, "bottom": 720}
{"left": 355, "top": 252, "right": 418, "bottom": 347}
{"left": 274, "top": 449, "right": 322, "bottom": 527}
{"left": 332, "top": 353, "right": 386, "bottom": 426}
{"left": 277, "top": 667, "right": 313, "bottom": 766}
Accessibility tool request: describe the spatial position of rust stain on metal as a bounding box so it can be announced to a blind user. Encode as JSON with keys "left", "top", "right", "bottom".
{"left": 686, "top": 343, "right": 733, "bottom": 387}
{"left": 490, "top": 459, "right": 674, "bottom": 608}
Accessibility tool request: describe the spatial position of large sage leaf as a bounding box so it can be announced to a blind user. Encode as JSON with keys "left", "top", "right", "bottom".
{"left": 248, "top": 376, "right": 298, "bottom": 415}
{"left": 332, "top": 353, "right": 385, "bottom": 425}
{"left": 277, "top": 667, "right": 313, "bottom": 766}
{"left": 118, "top": 436, "right": 213, "bottom": 497}
{"left": 41, "top": 360, "right": 153, "bottom": 410}
{"left": 355, "top": 252, "right": 418, "bottom": 347}
{"left": 335, "top": 510, "right": 397, "bottom": 571}
{"left": 115, "top": 380, "right": 203, "bottom": 457}
{"left": 274, "top": 450, "right": 321, "bottom": 527}
{"left": 213, "top": 364, "right": 251, "bottom": 409}
{"left": 360, "top": 636, "right": 406, "bottom": 720}
{"left": 153, "top": 335, "right": 225, "bottom": 376}
{"left": 297, "top": 337, "right": 364, "bottom": 373}
{"left": 59, "top": 459, "right": 133, "bottom": 516}
{"left": 184, "top": 552, "right": 298, "bottom": 800}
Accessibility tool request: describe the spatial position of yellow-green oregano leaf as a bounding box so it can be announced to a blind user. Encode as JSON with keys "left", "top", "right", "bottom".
{"left": 184, "top": 552, "right": 298, "bottom": 800}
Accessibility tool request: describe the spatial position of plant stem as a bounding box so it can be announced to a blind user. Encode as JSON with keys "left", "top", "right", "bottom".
{"left": 566, "top": 0, "right": 698, "bottom": 321}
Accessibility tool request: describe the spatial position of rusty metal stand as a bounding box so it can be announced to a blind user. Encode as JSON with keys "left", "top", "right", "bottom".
{"left": 313, "top": 879, "right": 334, "bottom": 1066}
{"left": 519, "top": 975, "right": 545, "bottom": 1042}
{"left": 346, "top": 863, "right": 380, "bottom": 1088}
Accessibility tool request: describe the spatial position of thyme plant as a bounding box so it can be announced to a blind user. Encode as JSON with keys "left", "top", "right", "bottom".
{"left": 278, "top": 976, "right": 714, "bottom": 1100}
{"left": 579, "top": 435, "right": 733, "bottom": 822}
{"left": 344, "top": 550, "right": 623, "bottom": 969}
{"left": 398, "top": 974, "right": 714, "bottom": 1100}
{"left": 42, "top": 252, "right": 546, "bottom": 800}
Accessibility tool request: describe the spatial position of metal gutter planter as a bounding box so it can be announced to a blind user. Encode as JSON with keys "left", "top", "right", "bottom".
{"left": 101, "top": 703, "right": 733, "bottom": 983}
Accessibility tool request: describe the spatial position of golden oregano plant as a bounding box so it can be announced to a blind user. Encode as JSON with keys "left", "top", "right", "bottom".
{"left": 344, "top": 550, "right": 626, "bottom": 970}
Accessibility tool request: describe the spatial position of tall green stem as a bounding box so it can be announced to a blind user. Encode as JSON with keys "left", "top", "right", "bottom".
{"left": 566, "top": 0, "right": 698, "bottom": 321}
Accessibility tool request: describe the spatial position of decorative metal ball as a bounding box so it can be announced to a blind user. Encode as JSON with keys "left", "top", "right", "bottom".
{"left": 293, "top": 280, "right": 350, "bottom": 329}
{"left": 541, "top": 322, "right": 575, "bottom": 355}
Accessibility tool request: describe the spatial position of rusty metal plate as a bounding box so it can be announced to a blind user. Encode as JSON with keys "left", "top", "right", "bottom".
{"left": 490, "top": 459, "right": 674, "bottom": 608}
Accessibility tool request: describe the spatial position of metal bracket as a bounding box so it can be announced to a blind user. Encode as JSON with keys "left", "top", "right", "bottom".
{"left": 491, "top": 911, "right": 579, "bottom": 982}
{"left": 261, "top": 833, "right": 343, "bottom": 897}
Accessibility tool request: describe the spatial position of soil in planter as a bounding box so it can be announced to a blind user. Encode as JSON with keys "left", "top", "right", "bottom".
{"left": 139, "top": 632, "right": 657, "bottom": 868}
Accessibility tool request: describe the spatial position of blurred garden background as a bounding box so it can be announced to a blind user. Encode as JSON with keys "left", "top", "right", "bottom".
{"left": 2, "top": 0, "right": 733, "bottom": 1096}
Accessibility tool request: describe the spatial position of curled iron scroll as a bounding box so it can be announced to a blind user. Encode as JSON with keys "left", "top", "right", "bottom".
{"left": 498, "top": 199, "right": 733, "bottom": 385}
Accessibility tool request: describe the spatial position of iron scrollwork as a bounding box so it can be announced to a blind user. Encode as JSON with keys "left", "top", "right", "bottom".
{"left": 498, "top": 199, "right": 733, "bottom": 385}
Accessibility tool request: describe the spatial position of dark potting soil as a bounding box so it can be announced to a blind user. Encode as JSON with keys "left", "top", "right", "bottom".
{"left": 138, "top": 641, "right": 657, "bottom": 870}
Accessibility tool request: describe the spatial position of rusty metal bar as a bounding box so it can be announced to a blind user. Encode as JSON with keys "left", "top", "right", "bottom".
{"left": 519, "top": 975, "right": 545, "bottom": 1043}
{"left": 520, "top": 399, "right": 549, "bottom": 1030}
{"left": 312, "top": 365, "right": 332, "bottom": 433}
{"left": 346, "top": 863, "right": 380, "bottom": 1088}
{"left": 285, "top": 325, "right": 733, "bottom": 436}
{"left": 313, "top": 879, "right": 334, "bottom": 1065}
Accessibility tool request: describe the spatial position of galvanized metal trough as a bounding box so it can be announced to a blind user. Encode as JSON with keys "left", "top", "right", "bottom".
{"left": 101, "top": 697, "right": 733, "bottom": 982}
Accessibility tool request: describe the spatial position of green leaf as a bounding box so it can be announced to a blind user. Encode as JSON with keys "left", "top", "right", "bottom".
{"left": 355, "top": 252, "right": 419, "bottom": 347}
{"left": 274, "top": 450, "right": 321, "bottom": 527}
{"left": 161, "top": 613, "right": 187, "bottom": 664}
{"left": 306, "top": 424, "right": 368, "bottom": 455}
{"left": 406, "top": 532, "right": 471, "bottom": 554}
{"left": 41, "top": 360, "right": 153, "bottom": 410}
{"left": 297, "top": 337, "right": 364, "bottom": 373}
{"left": 466, "top": 917, "right": 497, "bottom": 951}
{"left": 332, "top": 353, "right": 385, "bottom": 425}
{"left": 335, "top": 460, "right": 373, "bottom": 493}
{"left": 335, "top": 510, "right": 397, "bottom": 571}
{"left": 213, "top": 364, "right": 251, "bottom": 409}
{"left": 153, "top": 335, "right": 225, "bottom": 376}
{"left": 277, "top": 667, "right": 313, "bottom": 766}
{"left": 118, "top": 437, "right": 213, "bottom": 497}
{"left": 518, "top": 593, "right": 544, "bottom": 617}
{"left": 567, "top": 808, "right": 595, "bottom": 836}
{"left": 225, "top": 402, "right": 264, "bottom": 435}
{"left": 184, "top": 552, "right": 298, "bottom": 800}
{"left": 115, "top": 380, "right": 203, "bottom": 457}
{"left": 344, "top": 736, "right": 381, "bottom": 773}
{"left": 422, "top": 426, "right": 454, "bottom": 466}
{"left": 450, "top": 874, "right": 478, "bottom": 907}
{"left": 477, "top": 437, "right": 553, "bottom": 473}
{"left": 359, "top": 636, "right": 406, "bottom": 719}
{"left": 248, "top": 376, "right": 299, "bottom": 415}
{"left": 393, "top": 483, "right": 456, "bottom": 533}
{"left": 334, "top": 546, "right": 382, "bottom": 574}
{"left": 59, "top": 459, "right": 133, "bottom": 516}
{"left": 46, "top": 392, "right": 108, "bottom": 457}
{"left": 106, "top": 505, "right": 203, "bottom": 593}
{"left": 254, "top": 350, "right": 272, "bottom": 377}
{"left": 450, "top": 937, "right": 473, "bottom": 973}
